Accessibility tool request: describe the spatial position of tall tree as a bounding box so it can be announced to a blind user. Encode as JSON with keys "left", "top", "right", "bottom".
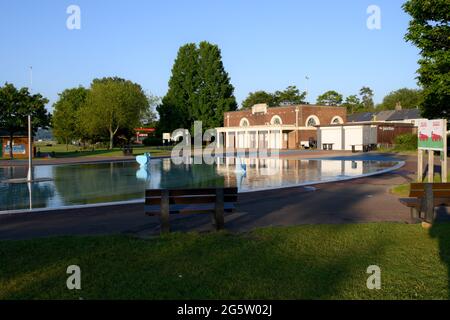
{"left": 157, "top": 42, "right": 237, "bottom": 132}
{"left": 195, "top": 41, "right": 237, "bottom": 129}
{"left": 316, "top": 90, "right": 343, "bottom": 106}
{"left": 377, "top": 88, "right": 422, "bottom": 110}
{"left": 359, "top": 86, "right": 375, "bottom": 111}
{"left": 157, "top": 43, "right": 199, "bottom": 133}
{"left": 79, "top": 77, "right": 149, "bottom": 149}
{"left": 403, "top": 0, "right": 449, "bottom": 118}
{"left": 0, "top": 83, "right": 50, "bottom": 159}
{"left": 52, "top": 86, "right": 88, "bottom": 150}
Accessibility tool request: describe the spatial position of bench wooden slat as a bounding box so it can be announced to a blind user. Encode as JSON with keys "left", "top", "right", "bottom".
{"left": 145, "top": 203, "right": 236, "bottom": 215}
{"left": 146, "top": 187, "right": 237, "bottom": 197}
{"left": 145, "top": 194, "right": 238, "bottom": 205}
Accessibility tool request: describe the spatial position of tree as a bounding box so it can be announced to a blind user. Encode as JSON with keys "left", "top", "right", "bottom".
{"left": 377, "top": 88, "right": 422, "bottom": 110}
{"left": 0, "top": 83, "right": 50, "bottom": 159}
{"left": 359, "top": 86, "right": 375, "bottom": 111}
{"left": 52, "top": 86, "right": 88, "bottom": 150}
{"left": 79, "top": 77, "right": 149, "bottom": 149}
{"left": 241, "top": 85, "right": 307, "bottom": 109}
{"left": 273, "top": 86, "right": 307, "bottom": 105}
{"left": 194, "top": 41, "right": 237, "bottom": 129}
{"left": 342, "top": 95, "right": 362, "bottom": 114}
{"left": 157, "top": 42, "right": 237, "bottom": 132}
{"left": 316, "top": 90, "right": 343, "bottom": 106}
{"left": 141, "top": 93, "right": 160, "bottom": 127}
{"left": 403, "top": 0, "right": 450, "bottom": 118}
{"left": 241, "top": 91, "right": 275, "bottom": 109}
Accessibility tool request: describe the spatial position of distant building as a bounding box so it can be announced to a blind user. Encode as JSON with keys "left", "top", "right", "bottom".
{"left": 215, "top": 103, "right": 347, "bottom": 149}
{"left": 134, "top": 127, "right": 155, "bottom": 144}
{"left": 347, "top": 108, "right": 425, "bottom": 126}
{"left": 0, "top": 130, "right": 31, "bottom": 159}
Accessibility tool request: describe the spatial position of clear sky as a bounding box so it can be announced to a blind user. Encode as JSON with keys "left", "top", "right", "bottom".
{"left": 0, "top": 0, "right": 420, "bottom": 111}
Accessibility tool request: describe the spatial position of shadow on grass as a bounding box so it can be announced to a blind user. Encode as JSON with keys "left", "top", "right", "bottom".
{"left": 430, "top": 207, "right": 450, "bottom": 299}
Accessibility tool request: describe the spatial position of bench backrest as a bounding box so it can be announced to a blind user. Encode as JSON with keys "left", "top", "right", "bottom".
{"left": 145, "top": 187, "right": 238, "bottom": 215}
{"left": 409, "top": 183, "right": 450, "bottom": 198}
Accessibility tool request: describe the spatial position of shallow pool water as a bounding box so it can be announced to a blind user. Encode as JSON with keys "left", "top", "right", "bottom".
{"left": 0, "top": 157, "right": 400, "bottom": 212}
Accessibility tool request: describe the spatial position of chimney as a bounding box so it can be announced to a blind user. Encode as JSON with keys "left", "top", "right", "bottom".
{"left": 395, "top": 102, "right": 402, "bottom": 111}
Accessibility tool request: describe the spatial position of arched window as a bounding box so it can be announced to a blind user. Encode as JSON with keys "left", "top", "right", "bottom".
{"left": 239, "top": 118, "right": 250, "bottom": 127}
{"left": 270, "top": 115, "right": 282, "bottom": 125}
{"left": 331, "top": 116, "right": 344, "bottom": 124}
{"left": 306, "top": 115, "right": 320, "bottom": 127}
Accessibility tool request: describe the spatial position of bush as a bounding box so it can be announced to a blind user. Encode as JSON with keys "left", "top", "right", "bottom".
{"left": 142, "top": 136, "right": 161, "bottom": 147}
{"left": 394, "top": 133, "right": 417, "bottom": 150}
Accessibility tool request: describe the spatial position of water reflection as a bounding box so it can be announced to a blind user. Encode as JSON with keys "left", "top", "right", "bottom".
{"left": 0, "top": 158, "right": 398, "bottom": 211}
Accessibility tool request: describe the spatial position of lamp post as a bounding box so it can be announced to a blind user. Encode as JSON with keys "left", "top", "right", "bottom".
{"left": 27, "top": 115, "right": 33, "bottom": 182}
{"left": 27, "top": 66, "right": 33, "bottom": 182}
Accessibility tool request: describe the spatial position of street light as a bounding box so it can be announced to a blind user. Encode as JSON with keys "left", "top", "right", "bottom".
{"left": 27, "top": 114, "right": 33, "bottom": 182}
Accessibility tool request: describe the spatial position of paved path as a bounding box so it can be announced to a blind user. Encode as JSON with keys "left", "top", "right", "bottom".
{"left": 2, "top": 152, "right": 440, "bottom": 240}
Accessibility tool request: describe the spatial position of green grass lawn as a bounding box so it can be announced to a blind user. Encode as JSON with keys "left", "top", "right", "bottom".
{"left": 1, "top": 222, "right": 449, "bottom": 300}
{"left": 34, "top": 143, "right": 172, "bottom": 158}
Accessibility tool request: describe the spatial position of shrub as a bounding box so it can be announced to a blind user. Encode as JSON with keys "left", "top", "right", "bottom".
{"left": 394, "top": 133, "right": 417, "bottom": 150}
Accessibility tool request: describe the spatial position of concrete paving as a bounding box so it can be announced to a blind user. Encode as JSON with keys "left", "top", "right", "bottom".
{"left": 3, "top": 151, "right": 440, "bottom": 240}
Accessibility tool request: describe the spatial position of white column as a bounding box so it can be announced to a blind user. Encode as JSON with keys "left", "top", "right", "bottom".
{"left": 279, "top": 129, "right": 282, "bottom": 149}
{"left": 256, "top": 130, "right": 259, "bottom": 149}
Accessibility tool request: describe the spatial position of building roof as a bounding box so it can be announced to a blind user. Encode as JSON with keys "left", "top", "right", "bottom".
{"left": 347, "top": 112, "right": 374, "bottom": 122}
{"left": 347, "top": 108, "right": 422, "bottom": 123}
{"left": 386, "top": 108, "right": 421, "bottom": 121}
{"left": 374, "top": 110, "right": 395, "bottom": 121}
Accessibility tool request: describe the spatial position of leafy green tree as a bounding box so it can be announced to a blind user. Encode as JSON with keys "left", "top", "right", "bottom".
{"left": 273, "top": 86, "right": 307, "bottom": 105}
{"left": 194, "top": 41, "right": 237, "bottom": 129}
{"left": 359, "top": 86, "right": 375, "bottom": 111}
{"left": 342, "top": 95, "right": 362, "bottom": 114}
{"left": 157, "top": 44, "right": 199, "bottom": 133}
{"left": 377, "top": 88, "right": 422, "bottom": 110}
{"left": 403, "top": 0, "right": 449, "bottom": 118}
{"left": 241, "top": 85, "right": 306, "bottom": 109}
{"left": 241, "top": 91, "right": 275, "bottom": 109}
{"left": 0, "top": 83, "right": 50, "bottom": 159}
{"left": 52, "top": 87, "right": 88, "bottom": 150}
{"left": 79, "top": 77, "right": 149, "bottom": 149}
{"left": 316, "top": 90, "right": 343, "bottom": 106}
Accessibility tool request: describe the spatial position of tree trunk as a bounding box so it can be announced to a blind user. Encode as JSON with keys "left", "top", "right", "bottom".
{"left": 109, "top": 130, "right": 114, "bottom": 150}
{"left": 66, "top": 138, "right": 69, "bottom": 151}
{"left": 9, "top": 132, "right": 14, "bottom": 160}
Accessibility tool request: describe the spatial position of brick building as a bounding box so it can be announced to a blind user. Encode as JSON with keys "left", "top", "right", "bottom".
{"left": 216, "top": 104, "right": 347, "bottom": 149}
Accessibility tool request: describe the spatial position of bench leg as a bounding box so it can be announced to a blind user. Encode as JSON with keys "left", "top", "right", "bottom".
{"left": 410, "top": 207, "right": 420, "bottom": 223}
{"left": 424, "top": 184, "right": 435, "bottom": 223}
{"left": 213, "top": 188, "right": 225, "bottom": 231}
{"left": 160, "top": 189, "right": 170, "bottom": 234}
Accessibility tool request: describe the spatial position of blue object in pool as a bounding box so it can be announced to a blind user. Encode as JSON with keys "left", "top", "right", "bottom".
{"left": 136, "top": 152, "right": 151, "bottom": 167}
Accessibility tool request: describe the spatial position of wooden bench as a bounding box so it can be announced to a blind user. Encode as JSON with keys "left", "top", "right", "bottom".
{"left": 145, "top": 187, "right": 238, "bottom": 233}
{"left": 399, "top": 183, "right": 450, "bottom": 223}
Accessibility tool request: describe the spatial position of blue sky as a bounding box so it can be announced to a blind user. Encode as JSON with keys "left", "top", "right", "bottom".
{"left": 0, "top": 0, "right": 420, "bottom": 111}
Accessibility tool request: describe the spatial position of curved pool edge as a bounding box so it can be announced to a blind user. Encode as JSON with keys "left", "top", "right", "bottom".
{"left": 0, "top": 160, "right": 405, "bottom": 216}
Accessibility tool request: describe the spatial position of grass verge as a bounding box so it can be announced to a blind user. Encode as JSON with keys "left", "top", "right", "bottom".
{"left": 1, "top": 222, "right": 449, "bottom": 299}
